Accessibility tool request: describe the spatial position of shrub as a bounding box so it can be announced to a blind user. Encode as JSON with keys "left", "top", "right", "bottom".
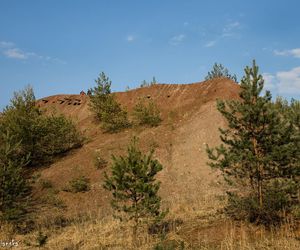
{"left": 0, "top": 131, "right": 31, "bottom": 223}
{"left": 40, "top": 179, "right": 53, "bottom": 189}
{"left": 133, "top": 99, "right": 162, "bottom": 127}
{"left": 65, "top": 176, "right": 90, "bottom": 193}
{"left": 100, "top": 97, "right": 131, "bottom": 133}
{"left": 94, "top": 152, "right": 108, "bottom": 169}
{"left": 0, "top": 86, "right": 83, "bottom": 167}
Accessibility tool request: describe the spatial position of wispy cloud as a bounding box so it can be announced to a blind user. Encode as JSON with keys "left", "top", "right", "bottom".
{"left": 204, "top": 40, "right": 216, "bottom": 48}
{"left": 222, "top": 21, "right": 241, "bottom": 37}
{"left": 4, "top": 48, "right": 27, "bottom": 59}
{"left": 0, "top": 41, "right": 14, "bottom": 48}
{"left": 0, "top": 40, "right": 66, "bottom": 64}
{"left": 169, "top": 34, "right": 186, "bottom": 45}
{"left": 263, "top": 67, "right": 300, "bottom": 94}
{"left": 203, "top": 21, "right": 241, "bottom": 48}
{"left": 126, "top": 35, "right": 135, "bottom": 42}
{"left": 274, "top": 48, "right": 300, "bottom": 58}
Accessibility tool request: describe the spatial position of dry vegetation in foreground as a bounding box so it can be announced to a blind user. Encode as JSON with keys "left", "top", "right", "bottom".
{"left": 1, "top": 192, "right": 299, "bottom": 249}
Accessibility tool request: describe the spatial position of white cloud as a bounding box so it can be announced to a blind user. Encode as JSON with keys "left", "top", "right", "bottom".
{"left": 262, "top": 73, "right": 276, "bottom": 90}
{"left": 4, "top": 48, "right": 27, "bottom": 59}
{"left": 276, "top": 67, "right": 300, "bottom": 94}
{"left": 274, "top": 48, "right": 300, "bottom": 58}
{"left": 0, "top": 41, "right": 66, "bottom": 64}
{"left": 204, "top": 40, "right": 216, "bottom": 48}
{"left": 203, "top": 20, "right": 241, "bottom": 48}
{"left": 222, "top": 21, "right": 240, "bottom": 37}
{"left": 262, "top": 67, "right": 300, "bottom": 94}
{"left": 0, "top": 41, "right": 14, "bottom": 48}
{"left": 126, "top": 35, "right": 135, "bottom": 42}
{"left": 169, "top": 34, "right": 186, "bottom": 45}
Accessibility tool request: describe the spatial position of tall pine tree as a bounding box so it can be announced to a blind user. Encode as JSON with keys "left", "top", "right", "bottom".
{"left": 206, "top": 60, "right": 299, "bottom": 224}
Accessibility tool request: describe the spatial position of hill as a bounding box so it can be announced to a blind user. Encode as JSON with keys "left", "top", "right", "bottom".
{"left": 9, "top": 78, "right": 298, "bottom": 249}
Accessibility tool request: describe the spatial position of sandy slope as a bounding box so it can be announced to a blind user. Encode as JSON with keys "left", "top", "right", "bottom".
{"left": 34, "top": 78, "right": 240, "bottom": 217}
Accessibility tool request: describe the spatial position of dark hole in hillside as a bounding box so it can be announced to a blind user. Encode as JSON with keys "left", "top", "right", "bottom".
{"left": 147, "top": 95, "right": 151, "bottom": 99}
{"left": 42, "top": 100, "right": 49, "bottom": 103}
{"left": 60, "top": 101, "right": 65, "bottom": 104}
{"left": 68, "top": 103, "right": 72, "bottom": 105}
{"left": 167, "top": 95, "right": 171, "bottom": 98}
{"left": 52, "top": 101, "right": 55, "bottom": 103}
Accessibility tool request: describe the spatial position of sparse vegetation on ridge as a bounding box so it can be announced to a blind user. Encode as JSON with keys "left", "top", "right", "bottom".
{"left": 133, "top": 98, "right": 162, "bottom": 127}
{"left": 205, "top": 63, "right": 238, "bottom": 82}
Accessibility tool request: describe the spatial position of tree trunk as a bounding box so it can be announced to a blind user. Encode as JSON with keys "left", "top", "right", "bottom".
{"left": 253, "top": 137, "right": 263, "bottom": 209}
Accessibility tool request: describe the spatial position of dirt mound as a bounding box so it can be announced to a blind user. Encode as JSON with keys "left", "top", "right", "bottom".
{"left": 35, "top": 78, "right": 240, "bottom": 217}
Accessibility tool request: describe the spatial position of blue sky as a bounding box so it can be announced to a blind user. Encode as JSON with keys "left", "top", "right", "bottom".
{"left": 1, "top": 0, "right": 300, "bottom": 110}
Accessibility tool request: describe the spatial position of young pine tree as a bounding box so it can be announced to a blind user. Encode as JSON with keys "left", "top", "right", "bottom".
{"left": 205, "top": 63, "right": 238, "bottom": 82}
{"left": 89, "top": 72, "right": 130, "bottom": 132}
{"left": 206, "top": 60, "right": 299, "bottom": 224}
{"left": 88, "top": 72, "right": 112, "bottom": 121}
{"left": 104, "top": 137, "right": 166, "bottom": 244}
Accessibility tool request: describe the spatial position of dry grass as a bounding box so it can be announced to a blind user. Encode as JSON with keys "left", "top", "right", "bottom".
{"left": 1, "top": 192, "right": 299, "bottom": 250}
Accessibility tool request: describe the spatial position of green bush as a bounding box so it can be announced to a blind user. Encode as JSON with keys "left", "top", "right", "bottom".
{"left": 0, "top": 131, "right": 31, "bottom": 223}
{"left": 133, "top": 99, "right": 162, "bottom": 127}
{"left": 100, "top": 97, "right": 131, "bottom": 133}
{"left": 40, "top": 179, "right": 53, "bottom": 189}
{"left": 226, "top": 179, "right": 299, "bottom": 225}
{"left": 94, "top": 152, "right": 108, "bottom": 169}
{"left": 0, "top": 86, "right": 83, "bottom": 166}
{"left": 65, "top": 176, "right": 90, "bottom": 193}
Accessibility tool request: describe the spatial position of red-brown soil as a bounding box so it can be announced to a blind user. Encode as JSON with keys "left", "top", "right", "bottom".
{"left": 34, "top": 78, "right": 240, "bottom": 218}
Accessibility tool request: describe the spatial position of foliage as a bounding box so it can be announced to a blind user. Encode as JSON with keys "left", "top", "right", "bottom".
{"left": 65, "top": 176, "right": 90, "bottom": 193}
{"left": 140, "top": 77, "right": 157, "bottom": 87}
{"left": 40, "top": 179, "right": 53, "bottom": 189}
{"left": 94, "top": 152, "right": 108, "bottom": 169}
{"left": 89, "top": 72, "right": 130, "bottom": 132}
{"left": 104, "top": 137, "right": 167, "bottom": 242}
{"left": 36, "top": 231, "right": 48, "bottom": 247}
{"left": 0, "top": 86, "right": 83, "bottom": 166}
{"left": 0, "top": 131, "right": 31, "bottom": 223}
{"left": 88, "top": 72, "right": 112, "bottom": 121}
{"left": 205, "top": 63, "right": 238, "bottom": 82}
{"left": 100, "top": 96, "right": 131, "bottom": 133}
{"left": 133, "top": 99, "right": 162, "bottom": 127}
{"left": 206, "top": 60, "right": 299, "bottom": 225}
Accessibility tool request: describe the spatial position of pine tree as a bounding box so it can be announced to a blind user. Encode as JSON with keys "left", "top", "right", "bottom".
{"left": 89, "top": 72, "right": 130, "bottom": 132}
{"left": 89, "top": 72, "right": 112, "bottom": 121}
{"left": 205, "top": 63, "right": 238, "bottom": 82}
{"left": 0, "top": 131, "right": 31, "bottom": 223}
{"left": 104, "top": 137, "right": 166, "bottom": 244}
{"left": 206, "top": 60, "right": 299, "bottom": 224}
